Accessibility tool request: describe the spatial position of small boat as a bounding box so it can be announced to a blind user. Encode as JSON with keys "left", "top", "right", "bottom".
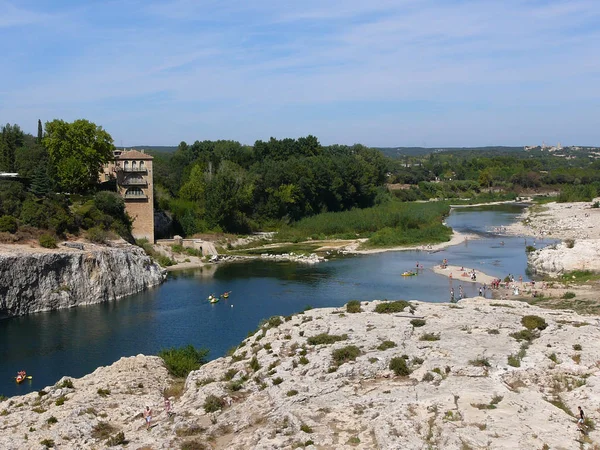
{"left": 16, "top": 371, "right": 28, "bottom": 383}
{"left": 208, "top": 295, "right": 219, "bottom": 304}
{"left": 401, "top": 271, "right": 416, "bottom": 277}
{"left": 222, "top": 291, "right": 231, "bottom": 299}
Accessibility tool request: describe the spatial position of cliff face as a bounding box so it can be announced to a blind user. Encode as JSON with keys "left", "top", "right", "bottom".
{"left": 0, "top": 244, "right": 165, "bottom": 318}
{"left": 528, "top": 239, "right": 600, "bottom": 277}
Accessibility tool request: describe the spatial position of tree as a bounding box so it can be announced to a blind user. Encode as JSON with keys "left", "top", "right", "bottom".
{"left": 0, "top": 123, "right": 24, "bottom": 172}
{"left": 43, "top": 119, "right": 114, "bottom": 193}
{"left": 37, "top": 119, "right": 43, "bottom": 143}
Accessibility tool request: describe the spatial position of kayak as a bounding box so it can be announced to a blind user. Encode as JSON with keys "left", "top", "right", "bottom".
{"left": 16, "top": 372, "right": 28, "bottom": 383}
{"left": 401, "top": 272, "right": 416, "bottom": 277}
{"left": 208, "top": 295, "right": 219, "bottom": 304}
{"left": 222, "top": 291, "right": 230, "bottom": 299}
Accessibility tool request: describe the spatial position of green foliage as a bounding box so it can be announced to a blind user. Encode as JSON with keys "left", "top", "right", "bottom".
{"left": 561, "top": 291, "right": 576, "bottom": 299}
{"left": 39, "top": 234, "right": 57, "bottom": 248}
{"left": 55, "top": 396, "right": 66, "bottom": 406}
{"left": 307, "top": 333, "right": 348, "bottom": 345}
{"left": 0, "top": 215, "right": 18, "bottom": 233}
{"left": 40, "top": 438, "right": 55, "bottom": 448}
{"left": 573, "top": 344, "right": 582, "bottom": 351}
{"left": 525, "top": 245, "right": 536, "bottom": 253}
{"left": 374, "top": 300, "right": 410, "bottom": 314}
{"left": 158, "top": 345, "right": 209, "bottom": 378}
{"left": 564, "top": 238, "right": 575, "bottom": 249}
{"left": 377, "top": 340, "right": 397, "bottom": 351}
{"left": 249, "top": 356, "right": 261, "bottom": 372}
{"left": 389, "top": 357, "right": 411, "bottom": 376}
{"left": 410, "top": 319, "right": 426, "bottom": 327}
{"left": 521, "top": 315, "right": 548, "bottom": 331}
{"left": 557, "top": 184, "right": 597, "bottom": 203}
{"left": 469, "top": 356, "right": 491, "bottom": 367}
{"left": 286, "top": 390, "right": 298, "bottom": 397}
{"left": 509, "top": 329, "right": 539, "bottom": 342}
{"left": 106, "top": 431, "right": 126, "bottom": 447}
{"left": 43, "top": 119, "right": 114, "bottom": 193}
{"left": 272, "top": 377, "right": 284, "bottom": 385}
{"left": 300, "top": 423, "right": 313, "bottom": 433}
{"left": 331, "top": 345, "right": 361, "bottom": 365}
{"left": 203, "top": 394, "right": 224, "bottom": 413}
{"left": 58, "top": 379, "right": 74, "bottom": 389}
{"left": 46, "top": 416, "right": 58, "bottom": 424}
{"left": 420, "top": 333, "right": 440, "bottom": 341}
{"left": 346, "top": 300, "right": 362, "bottom": 313}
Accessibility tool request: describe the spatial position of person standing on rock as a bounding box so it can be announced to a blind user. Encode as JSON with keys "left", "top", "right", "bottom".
{"left": 143, "top": 406, "right": 152, "bottom": 430}
{"left": 164, "top": 396, "right": 174, "bottom": 418}
{"left": 578, "top": 406, "right": 586, "bottom": 432}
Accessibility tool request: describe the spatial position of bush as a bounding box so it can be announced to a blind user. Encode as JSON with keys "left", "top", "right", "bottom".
{"left": 521, "top": 315, "right": 548, "bottom": 331}
{"left": 332, "top": 345, "right": 361, "bottom": 365}
{"left": 377, "top": 340, "right": 397, "bottom": 351}
{"left": 375, "top": 300, "right": 410, "bottom": 314}
{"left": 509, "top": 329, "right": 539, "bottom": 342}
{"left": 525, "top": 245, "right": 537, "bottom": 253}
{"left": 0, "top": 215, "right": 18, "bottom": 233}
{"left": 307, "top": 333, "right": 348, "bottom": 345}
{"left": 272, "top": 377, "right": 284, "bottom": 385}
{"left": 564, "top": 239, "right": 575, "bottom": 249}
{"left": 97, "top": 388, "right": 111, "bottom": 397}
{"left": 389, "top": 357, "right": 411, "bottom": 376}
{"left": 55, "top": 396, "right": 66, "bottom": 406}
{"left": 300, "top": 423, "right": 313, "bottom": 433}
{"left": 106, "top": 431, "right": 126, "bottom": 447}
{"left": 158, "top": 345, "right": 209, "bottom": 378}
{"left": 573, "top": 344, "right": 582, "bottom": 351}
{"left": 249, "top": 356, "right": 260, "bottom": 372}
{"left": 46, "top": 416, "right": 58, "bottom": 424}
{"left": 420, "top": 333, "right": 440, "bottom": 341}
{"left": 38, "top": 233, "right": 57, "bottom": 248}
{"left": 469, "top": 356, "right": 491, "bottom": 367}
{"left": 286, "top": 390, "right": 298, "bottom": 397}
{"left": 410, "top": 319, "right": 426, "bottom": 327}
{"left": 86, "top": 226, "right": 110, "bottom": 244}
{"left": 203, "top": 394, "right": 224, "bottom": 413}
{"left": 58, "top": 379, "right": 74, "bottom": 389}
{"left": 561, "top": 291, "right": 576, "bottom": 299}
{"left": 346, "top": 300, "right": 362, "bottom": 313}
{"left": 40, "top": 439, "right": 55, "bottom": 448}
{"left": 157, "top": 255, "right": 175, "bottom": 267}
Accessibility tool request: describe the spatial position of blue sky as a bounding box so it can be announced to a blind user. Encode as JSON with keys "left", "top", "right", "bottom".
{"left": 1, "top": 0, "right": 599, "bottom": 147}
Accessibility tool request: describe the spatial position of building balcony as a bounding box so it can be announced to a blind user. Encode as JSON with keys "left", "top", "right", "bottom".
{"left": 120, "top": 178, "right": 148, "bottom": 186}
{"left": 124, "top": 192, "right": 148, "bottom": 200}
{"left": 117, "top": 166, "right": 147, "bottom": 173}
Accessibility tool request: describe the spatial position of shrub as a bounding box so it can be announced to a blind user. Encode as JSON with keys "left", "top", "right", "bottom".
{"left": 509, "top": 329, "right": 539, "bottom": 342}
{"left": 507, "top": 354, "right": 521, "bottom": 367}
{"left": 91, "top": 421, "right": 117, "bottom": 439}
{"left": 157, "top": 255, "right": 175, "bottom": 267}
{"left": 300, "top": 423, "right": 313, "bottom": 433}
{"left": 58, "top": 379, "right": 74, "bottom": 389}
{"left": 39, "top": 234, "right": 57, "bottom": 248}
{"left": 106, "top": 431, "right": 126, "bottom": 447}
{"left": 307, "top": 333, "right": 348, "bottom": 345}
{"left": 377, "top": 340, "right": 397, "bottom": 351}
{"left": 564, "top": 239, "right": 575, "bottom": 249}
{"left": 410, "top": 319, "right": 426, "bottom": 327}
{"left": 181, "top": 439, "right": 208, "bottom": 450}
{"left": 0, "top": 215, "right": 18, "bottom": 233}
{"left": 158, "top": 345, "right": 209, "bottom": 378}
{"left": 420, "top": 333, "right": 440, "bottom": 341}
{"left": 561, "top": 291, "right": 576, "bottom": 299}
{"left": 525, "top": 245, "right": 537, "bottom": 253}
{"left": 346, "top": 300, "right": 362, "bottom": 313}
{"left": 38, "top": 390, "right": 47, "bottom": 397}
{"left": 46, "top": 416, "right": 58, "bottom": 424}
{"left": 521, "top": 315, "right": 548, "bottom": 331}
{"left": 203, "top": 394, "right": 224, "bottom": 413}
{"left": 262, "top": 316, "right": 283, "bottom": 329}
{"left": 299, "top": 356, "right": 309, "bottom": 365}
{"left": 375, "top": 300, "right": 410, "bottom": 314}
{"left": 272, "top": 377, "right": 284, "bottom": 385}
{"left": 249, "top": 356, "right": 260, "bottom": 372}
{"left": 227, "top": 380, "right": 244, "bottom": 392}
{"left": 469, "top": 356, "right": 491, "bottom": 367}
{"left": 286, "top": 390, "right": 298, "bottom": 397}
{"left": 389, "top": 357, "right": 411, "bottom": 376}
{"left": 40, "top": 439, "right": 55, "bottom": 448}
{"left": 97, "top": 388, "right": 111, "bottom": 397}
{"left": 55, "top": 396, "right": 66, "bottom": 406}
{"left": 86, "top": 226, "right": 110, "bottom": 244}
{"left": 222, "top": 369, "right": 238, "bottom": 381}
{"left": 332, "top": 345, "right": 361, "bottom": 365}
{"left": 573, "top": 344, "right": 582, "bottom": 351}
{"left": 422, "top": 372, "right": 434, "bottom": 382}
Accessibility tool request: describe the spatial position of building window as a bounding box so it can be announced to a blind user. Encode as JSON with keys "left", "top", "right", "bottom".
{"left": 125, "top": 188, "right": 145, "bottom": 198}
{"left": 140, "top": 161, "right": 145, "bottom": 170}
{"left": 124, "top": 161, "right": 129, "bottom": 170}
{"left": 132, "top": 161, "right": 137, "bottom": 170}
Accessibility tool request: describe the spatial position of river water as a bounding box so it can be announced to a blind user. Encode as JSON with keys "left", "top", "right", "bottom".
{"left": 0, "top": 204, "right": 551, "bottom": 397}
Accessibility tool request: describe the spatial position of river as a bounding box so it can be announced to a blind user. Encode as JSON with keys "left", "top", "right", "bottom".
{"left": 0, "top": 204, "right": 551, "bottom": 397}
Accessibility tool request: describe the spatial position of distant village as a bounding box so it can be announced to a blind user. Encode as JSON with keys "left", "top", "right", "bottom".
{"left": 524, "top": 142, "right": 600, "bottom": 158}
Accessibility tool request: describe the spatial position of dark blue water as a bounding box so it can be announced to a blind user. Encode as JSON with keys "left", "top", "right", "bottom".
{"left": 0, "top": 204, "right": 552, "bottom": 397}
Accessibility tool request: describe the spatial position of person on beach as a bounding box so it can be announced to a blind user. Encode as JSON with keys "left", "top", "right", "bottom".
{"left": 479, "top": 287, "right": 483, "bottom": 297}
{"left": 143, "top": 406, "right": 152, "bottom": 430}
{"left": 459, "top": 285, "right": 464, "bottom": 299}
{"left": 450, "top": 288, "right": 455, "bottom": 302}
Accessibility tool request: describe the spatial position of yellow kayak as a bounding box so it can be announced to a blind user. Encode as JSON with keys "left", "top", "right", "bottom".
{"left": 401, "top": 272, "right": 416, "bottom": 277}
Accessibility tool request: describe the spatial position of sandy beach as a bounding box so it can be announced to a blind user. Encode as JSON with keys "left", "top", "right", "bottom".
{"left": 432, "top": 264, "right": 498, "bottom": 285}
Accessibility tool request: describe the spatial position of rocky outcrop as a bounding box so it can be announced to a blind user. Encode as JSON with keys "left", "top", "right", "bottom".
{"left": 2, "top": 298, "right": 599, "bottom": 449}
{"left": 528, "top": 239, "right": 600, "bottom": 277}
{"left": 0, "top": 243, "right": 165, "bottom": 318}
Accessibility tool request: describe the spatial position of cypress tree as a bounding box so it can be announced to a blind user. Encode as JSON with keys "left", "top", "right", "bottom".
{"left": 37, "top": 119, "right": 43, "bottom": 143}
{"left": 30, "top": 164, "right": 51, "bottom": 196}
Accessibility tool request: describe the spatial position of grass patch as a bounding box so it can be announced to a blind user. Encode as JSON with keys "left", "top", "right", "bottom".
{"left": 377, "top": 340, "right": 397, "bottom": 351}
{"left": 203, "top": 395, "right": 225, "bottom": 413}
{"left": 91, "top": 421, "right": 117, "bottom": 440}
{"left": 58, "top": 379, "right": 74, "bottom": 389}
{"left": 509, "top": 329, "right": 539, "bottom": 342}
{"left": 410, "top": 319, "right": 426, "bottom": 327}
{"left": 471, "top": 395, "right": 503, "bottom": 410}
{"left": 561, "top": 291, "right": 576, "bottom": 299}
{"left": 469, "top": 356, "right": 491, "bottom": 367}
{"left": 307, "top": 333, "right": 348, "bottom": 345}
{"left": 420, "top": 333, "right": 440, "bottom": 341}
{"left": 332, "top": 345, "right": 361, "bottom": 366}
{"left": 300, "top": 423, "right": 313, "bottom": 433}
{"left": 374, "top": 300, "right": 411, "bottom": 314}
{"left": 521, "top": 315, "right": 548, "bottom": 331}
{"left": 346, "top": 300, "right": 362, "bottom": 313}
{"left": 286, "top": 390, "right": 299, "bottom": 397}
{"left": 389, "top": 357, "right": 411, "bottom": 376}
{"left": 158, "top": 345, "right": 208, "bottom": 378}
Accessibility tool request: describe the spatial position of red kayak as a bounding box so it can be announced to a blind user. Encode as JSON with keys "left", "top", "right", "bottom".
{"left": 16, "top": 371, "right": 27, "bottom": 383}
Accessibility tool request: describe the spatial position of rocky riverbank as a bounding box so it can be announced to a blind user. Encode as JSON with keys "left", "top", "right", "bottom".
{"left": 0, "top": 242, "right": 165, "bottom": 318}
{"left": 3, "top": 298, "right": 599, "bottom": 449}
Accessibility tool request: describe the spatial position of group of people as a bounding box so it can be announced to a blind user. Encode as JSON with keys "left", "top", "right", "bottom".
{"left": 142, "top": 396, "right": 175, "bottom": 430}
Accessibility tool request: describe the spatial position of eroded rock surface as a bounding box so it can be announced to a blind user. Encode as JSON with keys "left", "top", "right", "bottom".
{"left": 1, "top": 299, "right": 599, "bottom": 449}
{"left": 0, "top": 243, "right": 165, "bottom": 318}
{"left": 528, "top": 239, "right": 600, "bottom": 277}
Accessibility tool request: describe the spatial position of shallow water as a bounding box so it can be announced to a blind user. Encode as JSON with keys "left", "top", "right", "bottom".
{"left": 0, "top": 204, "right": 554, "bottom": 397}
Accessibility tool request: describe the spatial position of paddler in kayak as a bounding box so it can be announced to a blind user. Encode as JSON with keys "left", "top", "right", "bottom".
{"left": 16, "top": 370, "right": 27, "bottom": 383}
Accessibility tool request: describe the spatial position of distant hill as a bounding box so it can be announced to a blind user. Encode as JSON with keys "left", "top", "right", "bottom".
{"left": 375, "top": 146, "right": 525, "bottom": 159}
{"left": 124, "top": 146, "right": 178, "bottom": 153}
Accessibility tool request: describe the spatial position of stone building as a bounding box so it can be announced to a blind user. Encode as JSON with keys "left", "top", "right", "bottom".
{"left": 102, "top": 149, "right": 154, "bottom": 242}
